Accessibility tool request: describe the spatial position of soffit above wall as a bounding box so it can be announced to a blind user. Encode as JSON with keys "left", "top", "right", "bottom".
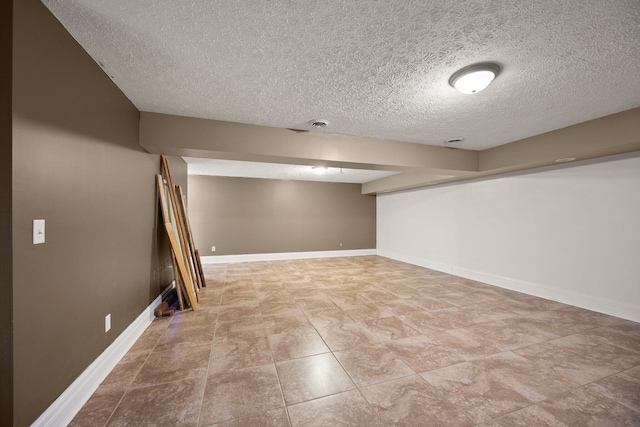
{"left": 42, "top": 0, "right": 640, "bottom": 151}
{"left": 140, "top": 109, "right": 640, "bottom": 194}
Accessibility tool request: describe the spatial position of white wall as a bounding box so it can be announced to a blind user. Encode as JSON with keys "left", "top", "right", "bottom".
{"left": 377, "top": 153, "right": 640, "bottom": 322}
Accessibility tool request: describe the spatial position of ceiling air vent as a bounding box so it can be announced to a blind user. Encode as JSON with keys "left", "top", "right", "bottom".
{"left": 444, "top": 137, "right": 464, "bottom": 149}
{"left": 308, "top": 119, "right": 329, "bottom": 129}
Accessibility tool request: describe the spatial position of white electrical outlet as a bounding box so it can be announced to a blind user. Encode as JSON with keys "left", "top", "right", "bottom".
{"left": 105, "top": 313, "right": 111, "bottom": 333}
{"left": 211, "top": 246, "right": 216, "bottom": 252}
{"left": 33, "top": 219, "right": 45, "bottom": 244}
{"left": 340, "top": 242, "right": 343, "bottom": 247}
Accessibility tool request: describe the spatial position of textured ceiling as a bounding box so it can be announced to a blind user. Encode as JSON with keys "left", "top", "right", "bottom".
{"left": 184, "top": 158, "right": 398, "bottom": 183}
{"left": 43, "top": 0, "right": 640, "bottom": 152}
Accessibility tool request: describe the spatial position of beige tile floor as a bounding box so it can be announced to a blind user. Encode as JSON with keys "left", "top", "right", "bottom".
{"left": 70, "top": 256, "right": 640, "bottom": 426}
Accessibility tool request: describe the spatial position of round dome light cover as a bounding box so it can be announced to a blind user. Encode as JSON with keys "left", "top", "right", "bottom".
{"left": 449, "top": 62, "right": 501, "bottom": 94}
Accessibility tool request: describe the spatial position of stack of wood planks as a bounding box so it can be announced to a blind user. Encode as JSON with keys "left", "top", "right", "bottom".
{"left": 156, "top": 156, "right": 206, "bottom": 312}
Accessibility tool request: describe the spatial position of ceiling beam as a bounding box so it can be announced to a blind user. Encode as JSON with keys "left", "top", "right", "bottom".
{"left": 479, "top": 108, "right": 640, "bottom": 173}
{"left": 139, "top": 112, "right": 479, "bottom": 173}
{"left": 365, "top": 108, "right": 640, "bottom": 194}
{"left": 362, "top": 171, "right": 456, "bottom": 195}
{"left": 140, "top": 108, "right": 640, "bottom": 195}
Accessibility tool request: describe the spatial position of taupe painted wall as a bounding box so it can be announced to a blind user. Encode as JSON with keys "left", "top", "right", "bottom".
{"left": 11, "top": 1, "right": 184, "bottom": 424}
{"left": 1, "top": 0, "right": 13, "bottom": 422}
{"left": 188, "top": 176, "right": 376, "bottom": 256}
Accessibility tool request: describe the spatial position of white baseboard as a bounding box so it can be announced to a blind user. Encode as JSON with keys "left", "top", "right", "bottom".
{"left": 32, "top": 295, "right": 162, "bottom": 427}
{"left": 378, "top": 249, "right": 640, "bottom": 323}
{"left": 201, "top": 249, "right": 377, "bottom": 264}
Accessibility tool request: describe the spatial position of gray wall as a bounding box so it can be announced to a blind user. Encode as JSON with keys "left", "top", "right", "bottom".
{"left": 188, "top": 176, "right": 376, "bottom": 256}
{"left": 11, "top": 1, "right": 184, "bottom": 424}
{"left": 1, "top": 0, "right": 13, "bottom": 423}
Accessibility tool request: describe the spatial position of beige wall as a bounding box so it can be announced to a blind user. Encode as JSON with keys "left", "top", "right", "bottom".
{"left": 188, "top": 176, "right": 376, "bottom": 256}
{"left": 11, "top": 1, "right": 184, "bottom": 424}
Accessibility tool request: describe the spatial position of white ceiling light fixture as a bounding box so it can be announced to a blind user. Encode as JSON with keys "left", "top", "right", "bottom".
{"left": 449, "top": 62, "right": 501, "bottom": 94}
{"left": 312, "top": 166, "right": 328, "bottom": 174}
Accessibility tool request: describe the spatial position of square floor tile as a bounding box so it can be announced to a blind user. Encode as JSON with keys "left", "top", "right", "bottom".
{"left": 538, "top": 387, "right": 640, "bottom": 426}
{"left": 69, "top": 386, "right": 124, "bottom": 427}
{"left": 201, "top": 408, "right": 290, "bottom": 427}
{"left": 334, "top": 343, "right": 414, "bottom": 387}
{"left": 264, "top": 314, "right": 313, "bottom": 335}
{"left": 209, "top": 333, "right": 273, "bottom": 373}
{"left": 267, "top": 327, "right": 330, "bottom": 361}
{"left": 420, "top": 361, "right": 532, "bottom": 424}
{"left": 215, "top": 317, "right": 266, "bottom": 338}
{"left": 471, "top": 351, "right": 580, "bottom": 403}
{"left": 287, "top": 390, "right": 383, "bottom": 427}
{"left": 100, "top": 351, "right": 149, "bottom": 390}
{"left": 384, "top": 335, "right": 465, "bottom": 373}
{"left": 302, "top": 307, "right": 355, "bottom": 329}
{"left": 476, "top": 404, "right": 568, "bottom": 427}
{"left": 106, "top": 377, "right": 205, "bottom": 427}
{"left": 514, "top": 334, "right": 640, "bottom": 385}
{"left": 154, "top": 323, "right": 215, "bottom": 352}
{"left": 276, "top": 353, "right": 355, "bottom": 405}
{"left": 586, "top": 366, "right": 640, "bottom": 413}
{"left": 199, "top": 364, "right": 284, "bottom": 425}
{"left": 360, "top": 375, "right": 474, "bottom": 427}
{"left": 132, "top": 344, "right": 211, "bottom": 387}
{"left": 361, "top": 316, "right": 421, "bottom": 342}
{"left": 462, "top": 319, "right": 558, "bottom": 351}
{"left": 317, "top": 322, "right": 379, "bottom": 351}
{"left": 428, "top": 328, "right": 503, "bottom": 360}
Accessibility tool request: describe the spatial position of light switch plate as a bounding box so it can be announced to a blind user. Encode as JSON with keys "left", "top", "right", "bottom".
{"left": 33, "top": 219, "right": 45, "bottom": 244}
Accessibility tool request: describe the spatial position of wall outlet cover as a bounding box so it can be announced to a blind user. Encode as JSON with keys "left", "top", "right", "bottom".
{"left": 33, "top": 219, "right": 45, "bottom": 244}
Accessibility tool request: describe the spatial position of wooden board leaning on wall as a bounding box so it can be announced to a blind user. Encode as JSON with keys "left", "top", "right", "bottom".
{"left": 156, "top": 156, "right": 207, "bottom": 310}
